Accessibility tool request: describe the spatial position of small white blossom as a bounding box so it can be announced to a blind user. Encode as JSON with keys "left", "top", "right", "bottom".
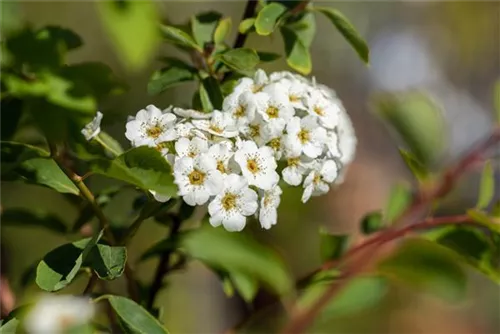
{"left": 285, "top": 116, "right": 327, "bottom": 159}
{"left": 222, "top": 91, "right": 257, "bottom": 127}
{"left": 192, "top": 110, "right": 238, "bottom": 138}
{"left": 208, "top": 174, "right": 258, "bottom": 231}
{"left": 302, "top": 160, "right": 338, "bottom": 203}
{"left": 265, "top": 135, "right": 285, "bottom": 160}
{"left": 173, "top": 107, "right": 212, "bottom": 119}
{"left": 275, "top": 78, "right": 309, "bottom": 110}
{"left": 81, "top": 111, "right": 103, "bottom": 141}
{"left": 174, "top": 154, "right": 224, "bottom": 206}
{"left": 336, "top": 110, "right": 357, "bottom": 166}
{"left": 125, "top": 105, "right": 177, "bottom": 147}
{"left": 304, "top": 90, "right": 341, "bottom": 129}
{"left": 259, "top": 185, "right": 282, "bottom": 229}
{"left": 233, "top": 69, "right": 269, "bottom": 95}
{"left": 175, "top": 137, "right": 208, "bottom": 159}
{"left": 207, "top": 142, "right": 238, "bottom": 176}
{"left": 256, "top": 84, "right": 295, "bottom": 134}
{"left": 25, "top": 295, "right": 94, "bottom": 334}
{"left": 282, "top": 154, "right": 313, "bottom": 186}
{"left": 234, "top": 140, "right": 279, "bottom": 190}
{"left": 240, "top": 113, "right": 275, "bottom": 146}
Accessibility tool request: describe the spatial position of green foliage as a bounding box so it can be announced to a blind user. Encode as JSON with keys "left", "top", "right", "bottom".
{"left": 378, "top": 238, "right": 467, "bottom": 301}
{"left": 91, "top": 146, "right": 177, "bottom": 198}
{"left": 160, "top": 25, "right": 202, "bottom": 51}
{"left": 1, "top": 97, "right": 23, "bottom": 140}
{"left": 216, "top": 48, "right": 260, "bottom": 72}
{"left": 103, "top": 295, "right": 170, "bottom": 334}
{"left": 257, "top": 51, "right": 282, "bottom": 62}
{"left": 398, "top": 149, "right": 430, "bottom": 182}
{"left": 200, "top": 76, "right": 224, "bottom": 110}
{"left": 255, "top": 2, "right": 287, "bottom": 36}
{"left": 279, "top": 12, "right": 316, "bottom": 74}
{"left": 214, "top": 18, "right": 232, "bottom": 45}
{"left": 182, "top": 224, "right": 293, "bottom": 296}
{"left": 374, "top": 92, "right": 444, "bottom": 167}
{"left": 314, "top": 7, "right": 369, "bottom": 63}
{"left": 476, "top": 160, "right": 495, "bottom": 209}
{"left": 319, "top": 228, "right": 349, "bottom": 262}
{"left": 148, "top": 62, "right": 197, "bottom": 95}
{"left": 1, "top": 208, "right": 68, "bottom": 234}
{"left": 238, "top": 18, "right": 255, "bottom": 34}
{"left": 191, "top": 11, "right": 222, "bottom": 47}
{"left": 96, "top": 1, "right": 160, "bottom": 72}
{"left": 361, "top": 211, "right": 384, "bottom": 234}
{"left": 89, "top": 244, "right": 127, "bottom": 280}
{"left": 384, "top": 182, "right": 411, "bottom": 223}
{"left": 229, "top": 271, "right": 259, "bottom": 302}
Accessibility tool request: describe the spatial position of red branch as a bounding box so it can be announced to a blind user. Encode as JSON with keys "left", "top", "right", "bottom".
{"left": 281, "top": 127, "right": 500, "bottom": 334}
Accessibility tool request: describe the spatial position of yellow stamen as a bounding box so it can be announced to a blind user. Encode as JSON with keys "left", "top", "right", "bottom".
{"left": 188, "top": 169, "right": 205, "bottom": 185}
{"left": 246, "top": 159, "right": 260, "bottom": 174}
{"left": 297, "top": 129, "right": 310, "bottom": 144}
{"left": 222, "top": 193, "right": 237, "bottom": 210}
{"left": 266, "top": 106, "right": 279, "bottom": 119}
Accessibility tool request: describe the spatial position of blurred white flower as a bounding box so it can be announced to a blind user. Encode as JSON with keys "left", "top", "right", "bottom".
{"left": 234, "top": 140, "right": 279, "bottom": 191}
{"left": 173, "top": 107, "right": 212, "bottom": 119}
{"left": 259, "top": 185, "right": 282, "bottom": 229}
{"left": 302, "top": 160, "right": 338, "bottom": 203}
{"left": 208, "top": 174, "right": 258, "bottom": 232}
{"left": 81, "top": 111, "right": 103, "bottom": 141}
{"left": 25, "top": 295, "right": 94, "bottom": 334}
{"left": 233, "top": 69, "right": 269, "bottom": 96}
{"left": 174, "top": 155, "right": 224, "bottom": 206}
{"left": 192, "top": 110, "right": 238, "bottom": 138}
{"left": 125, "top": 105, "right": 177, "bottom": 147}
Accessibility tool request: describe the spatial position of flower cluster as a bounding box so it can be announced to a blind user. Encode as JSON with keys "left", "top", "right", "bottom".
{"left": 124, "top": 70, "right": 356, "bottom": 231}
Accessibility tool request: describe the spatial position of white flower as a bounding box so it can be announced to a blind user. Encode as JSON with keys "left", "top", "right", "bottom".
{"left": 174, "top": 154, "right": 224, "bottom": 206}
{"left": 222, "top": 91, "right": 257, "bottom": 127}
{"left": 259, "top": 185, "right": 282, "bottom": 229}
{"left": 282, "top": 154, "right": 313, "bottom": 186}
{"left": 192, "top": 110, "right": 238, "bottom": 138}
{"left": 265, "top": 135, "right": 285, "bottom": 160}
{"left": 25, "top": 295, "right": 94, "bottom": 334}
{"left": 285, "top": 116, "right": 327, "bottom": 159}
{"left": 81, "top": 111, "right": 102, "bottom": 141}
{"left": 301, "top": 160, "right": 338, "bottom": 203}
{"left": 336, "top": 110, "right": 357, "bottom": 166}
{"left": 234, "top": 140, "right": 279, "bottom": 190}
{"left": 304, "top": 90, "right": 341, "bottom": 129}
{"left": 272, "top": 78, "right": 309, "bottom": 110}
{"left": 174, "top": 121, "right": 207, "bottom": 140}
{"left": 240, "top": 113, "right": 275, "bottom": 146}
{"left": 207, "top": 142, "right": 238, "bottom": 175}
{"left": 175, "top": 136, "right": 208, "bottom": 159}
{"left": 269, "top": 71, "right": 296, "bottom": 82}
{"left": 233, "top": 69, "right": 269, "bottom": 95}
{"left": 325, "top": 130, "right": 340, "bottom": 159}
{"left": 125, "top": 105, "right": 177, "bottom": 147}
{"left": 256, "top": 84, "right": 295, "bottom": 134}
{"left": 173, "top": 107, "right": 212, "bottom": 119}
{"left": 208, "top": 174, "right": 258, "bottom": 231}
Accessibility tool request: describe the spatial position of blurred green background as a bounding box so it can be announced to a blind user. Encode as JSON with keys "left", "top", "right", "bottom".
{"left": 1, "top": 1, "right": 499, "bottom": 333}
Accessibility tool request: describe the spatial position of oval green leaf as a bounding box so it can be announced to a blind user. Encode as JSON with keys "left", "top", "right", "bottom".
{"left": 280, "top": 27, "right": 311, "bottom": 75}
{"left": 216, "top": 48, "right": 259, "bottom": 72}
{"left": 255, "top": 2, "right": 287, "bottom": 36}
{"left": 238, "top": 18, "right": 255, "bottom": 34}
{"left": 476, "top": 160, "right": 495, "bottom": 209}
{"left": 160, "top": 25, "right": 201, "bottom": 51}
{"left": 214, "top": 17, "right": 232, "bottom": 45}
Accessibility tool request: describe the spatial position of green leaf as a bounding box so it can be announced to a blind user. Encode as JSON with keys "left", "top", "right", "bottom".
{"left": 160, "top": 25, "right": 202, "bottom": 51}
{"left": 88, "top": 244, "right": 127, "bottom": 280}
{"left": 360, "top": 211, "right": 384, "bottom": 234}
{"left": 214, "top": 17, "right": 232, "bottom": 45}
{"left": 398, "top": 149, "right": 429, "bottom": 182}
{"left": 97, "top": 1, "right": 160, "bottom": 71}
{"left": 374, "top": 92, "right": 444, "bottom": 166}
{"left": 280, "top": 27, "right": 311, "bottom": 75}
{"left": 91, "top": 146, "right": 177, "bottom": 197}
{"left": 384, "top": 182, "right": 411, "bottom": 223}
{"left": 285, "top": 11, "right": 316, "bottom": 48}
{"left": 476, "top": 160, "right": 495, "bottom": 209}
{"left": 1, "top": 97, "right": 23, "bottom": 141}
{"left": 0, "top": 141, "right": 48, "bottom": 175}
{"left": 15, "top": 157, "right": 80, "bottom": 195}
{"left": 1, "top": 208, "right": 68, "bottom": 233}
{"left": 182, "top": 224, "right": 293, "bottom": 296}
{"left": 238, "top": 18, "right": 255, "bottom": 34}
{"left": 191, "top": 11, "right": 222, "bottom": 47}
{"left": 319, "top": 227, "right": 349, "bottom": 262}
{"left": 378, "top": 238, "right": 467, "bottom": 301}
{"left": 96, "top": 132, "right": 124, "bottom": 157}
{"left": 148, "top": 65, "right": 196, "bottom": 95}
{"left": 494, "top": 80, "right": 500, "bottom": 124}
{"left": 230, "top": 271, "right": 258, "bottom": 303}
{"left": 38, "top": 25, "right": 83, "bottom": 51}
{"left": 216, "top": 48, "right": 260, "bottom": 72}
{"left": 104, "top": 295, "right": 169, "bottom": 334}
{"left": 255, "top": 2, "right": 287, "bottom": 36}
{"left": 257, "top": 51, "right": 281, "bottom": 62}
{"left": 201, "top": 77, "right": 224, "bottom": 110}
{"left": 36, "top": 231, "right": 103, "bottom": 291}
{"left": 314, "top": 7, "right": 369, "bottom": 63}
{"left": 0, "top": 317, "right": 19, "bottom": 334}
{"left": 298, "top": 276, "right": 388, "bottom": 319}
{"left": 467, "top": 209, "right": 500, "bottom": 233}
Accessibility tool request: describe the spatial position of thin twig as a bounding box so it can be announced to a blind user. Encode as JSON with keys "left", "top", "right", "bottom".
{"left": 146, "top": 215, "right": 183, "bottom": 310}
{"left": 83, "top": 274, "right": 99, "bottom": 296}
{"left": 281, "top": 127, "right": 500, "bottom": 334}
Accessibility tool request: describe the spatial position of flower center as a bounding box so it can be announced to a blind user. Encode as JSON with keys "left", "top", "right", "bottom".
{"left": 313, "top": 173, "right": 321, "bottom": 185}
{"left": 313, "top": 106, "right": 325, "bottom": 116}
{"left": 246, "top": 158, "right": 260, "bottom": 174}
{"left": 287, "top": 157, "right": 300, "bottom": 167}
{"left": 268, "top": 137, "right": 281, "bottom": 151}
{"left": 252, "top": 84, "right": 263, "bottom": 93}
{"left": 263, "top": 193, "right": 272, "bottom": 207}
{"left": 216, "top": 160, "right": 226, "bottom": 173}
{"left": 234, "top": 105, "right": 246, "bottom": 118}
{"left": 249, "top": 124, "right": 260, "bottom": 138}
{"left": 222, "top": 193, "right": 237, "bottom": 211}
{"left": 156, "top": 142, "right": 169, "bottom": 152}
{"left": 297, "top": 129, "right": 310, "bottom": 144}
{"left": 289, "top": 94, "right": 300, "bottom": 102}
{"left": 266, "top": 106, "right": 279, "bottom": 119}
{"left": 147, "top": 125, "right": 163, "bottom": 138}
{"left": 188, "top": 169, "right": 205, "bottom": 185}
{"left": 209, "top": 124, "right": 223, "bottom": 134}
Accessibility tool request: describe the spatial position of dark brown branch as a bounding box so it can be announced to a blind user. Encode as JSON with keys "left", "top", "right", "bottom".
{"left": 281, "top": 127, "right": 500, "bottom": 334}
{"left": 233, "top": 0, "right": 258, "bottom": 49}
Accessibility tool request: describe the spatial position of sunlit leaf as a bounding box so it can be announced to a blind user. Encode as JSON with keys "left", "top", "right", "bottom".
{"left": 160, "top": 25, "right": 201, "bottom": 51}
{"left": 191, "top": 11, "right": 222, "bottom": 47}
{"left": 88, "top": 244, "right": 127, "bottom": 280}
{"left": 214, "top": 17, "right": 232, "bottom": 45}
{"left": 284, "top": 11, "right": 316, "bottom": 48}
{"left": 467, "top": 209, "right": 500, "bottom": 233}
{"left": 238, "top": 18, "right": 255, "bottom": 34}
{"left": 398, "top": 149, "right": 429, "bottom": 182}
{"left": 255, "top": 2, "right": 287, "bottom": 36}
{"left": 476, "top": 160, "right": 495, "bottom": 209}
{"left": 216, "top": 48, "right": 260, "bottom": 72}
{"left": 280, "top": 27, "right": 311, "bottom": 75}
{"left": 384, "top": 182, "right": 411, "bottom": 223}
{"left": 97, "top": 1, "right": 160, "bottom": 71}
{"left": 231, "top": 271, "right": 258, "bottom": 303}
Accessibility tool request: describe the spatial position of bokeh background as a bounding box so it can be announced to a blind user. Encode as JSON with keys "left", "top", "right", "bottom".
{"left": 1, "top": 1, "right": 499, "bottom": 333}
